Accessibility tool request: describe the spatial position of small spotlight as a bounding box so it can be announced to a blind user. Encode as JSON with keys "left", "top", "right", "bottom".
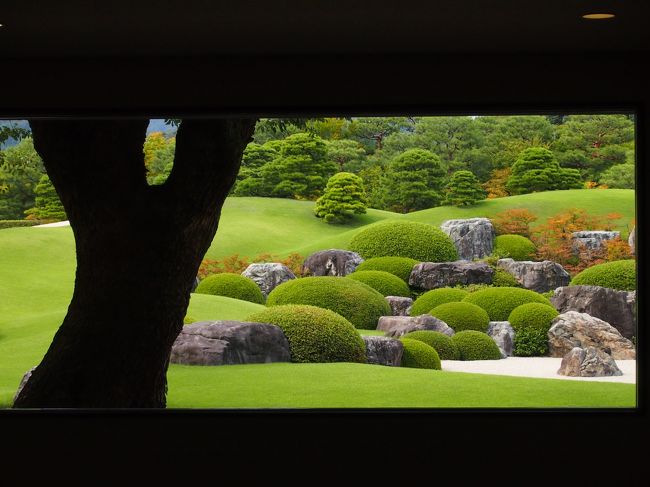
{"left": 582, "top": 13, "right": 616, "bottom": 19}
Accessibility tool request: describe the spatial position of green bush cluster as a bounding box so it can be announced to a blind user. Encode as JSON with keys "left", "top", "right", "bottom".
{"left": 430, "top": 301, "right": 490, "bottom": 333}
{"left": 570, "top": 259, "right": 636, "bottom": 291}
{"left": 462, "top": 287, "right": 552, "bottom": 321}
{"left": 402, "top": 330, "right": 460, "bottom": 360}
{"left": 492, "top": 268, "right": 521, "bottom": 287}
{"left": 194, "top": 273, "right": 265, "bottom": 304}
{"left": 246, "top": 305, "right": 367, "bottom": 364}
{"left": 347, "top": 270, "right": 410, "bottom": 297}
{"left": 398, "top": 338, "right": 442, "bottom": 370}
{"left": 410, "top": 288, "right": 469, "bottom": 316}
{"left": 266, "top": 276, "right": 391, "bottom": 329}
{"left": 493, "top": 234, "right": 537, "bottom": 261}
{"left": 451, "top": 331, "right": 503, "bottom": 361}
{"left": 348, "top": 220, "right": 458, "bottom": 262}
{"left": 0, "top": 220, "right": 41, "bottom": 230}
{"left": 354, "top": 256, "right": 419, "bottom": 282}
{"left": 513, "top": 328, "right": 549, "bottom": 357}
{"left": 508, "top": 303, "right": 559, "bottom": 331}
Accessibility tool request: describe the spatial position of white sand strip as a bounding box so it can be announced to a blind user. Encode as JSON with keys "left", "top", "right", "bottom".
{"left": 33, "top": 220, "right": 71, "bottom": 227}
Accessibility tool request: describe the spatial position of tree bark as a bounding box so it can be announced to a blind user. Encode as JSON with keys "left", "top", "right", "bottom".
{"left": 13, "top": 118, "right": 256, "bottom": 408}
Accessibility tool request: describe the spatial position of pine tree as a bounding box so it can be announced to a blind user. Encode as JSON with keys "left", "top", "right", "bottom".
{"left": 25, "top": 174, "right": 67, "bottom": 221}
{"left": 444, "top": 170, "right": 486, "bottom": 206}
{"left": 314, "top": 172, "right": 368, "bottom": 223}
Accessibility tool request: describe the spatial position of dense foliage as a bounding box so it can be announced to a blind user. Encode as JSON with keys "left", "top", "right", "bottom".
{"left": 462, "top": 287, "right": 552, "bottom": 321}
{"left": 314, "top": 172, "right": 367, "bottom": 223}
{"left": 354, "top": 256, "right": 419, "bottom": 282}
{"left": 507, "top": 303, "right": 559, "bottom": 331}
{"left": 506, "top": 147, "right": 582, "bottom": 194}
{"left": 402, "top": 330, "right": 460, "bottom": 360}
{"left": 491, "top": 268, "right": 522, "bottom": 287}
{"left": 451, "top": 331, "right": 503, "bottom": 361}
{"left": 513, "top": 328, "right": 550, "bottom": 357}
{"left": 24, "top": 174, "right": 67, "bottom": 221}
{"left": 346, "top": 270, "right": 411, "bottom": 297}
{"left": 444, "top": 170, "right": 486, "bottom": 206}
{"left": 429, "top": 302, "right": 490, "bottom": 333}
{"left": 410, "top": 288, "right": 469, "bottom": 316}
{"left": 493, "top": 234, "right": 537, "bottom": 260}
{"left": 398, "top": 338, "right": 442, "bottom": 370}
{"left": 194, "top": 273, "right": 265, "bottom": 304}
{"left": 570, "top": 259, "right": 636, "bottom": 291}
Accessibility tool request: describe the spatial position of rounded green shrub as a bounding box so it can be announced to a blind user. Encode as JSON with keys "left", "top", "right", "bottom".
{"left": 570, "top": 259, "right": 636, "bottom": 291}
{"left": 402, "top": 330, "right": 460, "bottom": 360}
{"left": 492, "top": 268, "right": 521, "bottom": 287}
{"left": 398, "top": 338, "right": 442, "bottom": 369}
{"left": 348, "top": 220, "right": 458, "bottom": 262}
{"left": 410, "top": 288, "right": 469, "bottom": 316}
{"left": 266, "top": 276, "right": 391, "bottom": 329}
{"left": 462, "top": 287, "right": 552, "bottom": 321}
{"left": 354, "top": 256, "right": 419, "bottom": 282}
{"left": 346, "top": 270, "right": 410, "bottom": 297}
{"left": 493, "top": 234, "right": 537, "bottom": 260}
{"left": 508, "top": 303, "right": 559, "bottom": 331}
{"left": 246, "top": 305, "right": 366, "bottom": 363}
{"left": 429, "top": 301, "right": 490, "bottom": 333}
{"left": 451, "top": 330, "right": 502, "bottom": 361}
{"left": 194, "top": 273, "right": 265, "bottom": 304}
{"left": 513, "top": 328, "right": 549, "bottom": 357}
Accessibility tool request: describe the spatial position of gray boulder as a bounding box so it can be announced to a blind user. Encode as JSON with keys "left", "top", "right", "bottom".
{"left": 241, "top": 262, "right": 296, "bottom": 298}
{"left": 170, "top": 321, "right": 291, "bottom": 366}
{"left": 550, "top": 285, "right": 636, "bottom": 339}
{"left": 557, "top": 346, "right": 623, "bottom": 377}
{"left": 571, "top": 231, "right": 619, "bottom": 255}
{"left": 191, "top": 276, "right": 200, "bottom": 292}
{"left": 409, "top": 261, "right": 494, "bottom": 290}
{"left": 377, "top": 314, "right": 454, "bottom": 338}
{"left": 362, "top": 336, "right": 404, "bottom": 366}
{"left": 497, "top": 258, "right": 570, "bottom": 293}
{"left": 301, "top": 249, "right": 363, "bottom": 277}
{"left": 440, "top": 218, "right": 495, "bottom": 261}
{"left": 629, "top": 226, "right": 635, "bottom": 255}
{"left": 13, "top": 366, "right": 36, "bottom": 404}
{"left": 487, "top": 321, "right": 515, "bottom": 358}
{"left": 385, "top": 296, "right": 413, "bottom": 316}
{"left": 547, "top": 311, "right": 636, "bottom": 360}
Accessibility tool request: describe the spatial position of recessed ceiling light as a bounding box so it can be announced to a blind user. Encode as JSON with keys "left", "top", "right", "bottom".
{"left": 582, "top": 13, "right": 615, "bottom": 19}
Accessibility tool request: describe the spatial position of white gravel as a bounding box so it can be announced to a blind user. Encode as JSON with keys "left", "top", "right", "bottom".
{"left": 33, "top": 220, "right": 70, "bottom": 227}
{"left": 441, "top": 357, "right": 636, "bottom": 384}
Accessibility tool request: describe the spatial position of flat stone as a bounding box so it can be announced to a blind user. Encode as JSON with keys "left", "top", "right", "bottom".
{"left": 440, "top": 218, "right": 496, "bottom": 261}
{"left": 487, "top": 321, "right": 515, "bottom": 357}
{"left": 385, "top": 296, "right": 413, "bottom": 316}
{"left": 301, "top": 249, "right": 363, "bottom": 277}
{"left": 362, "top": 335, "right": 403, "bottom": 366}
{"left": 241, "top": 262, "right": 296, "bottom": 298}
{"left": 408, "top": 261, "right": 494, "bottom": 290}
{"left": 497, "top": 258, "right": 570, "bottom": 293}
{"left": 377, "top": 314, "right": 454, "bottom": 338}
{"left": 557, "top": 346, "right": 623, "bottom": 377}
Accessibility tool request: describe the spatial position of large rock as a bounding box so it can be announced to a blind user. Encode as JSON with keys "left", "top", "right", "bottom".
{"left": 385, "top": 296, "right": 413, "bottom": 316}
{"left": 440, "top": 218, "right": 495, "bottom": 261}
{"left": 557, "top": 346, "right": 623, "bottom": 377}
{"left": 487, "top": 321, "right": 515, "bottom": 358}
{"left": 547, "top": 311, "right": 636, "bottom": 360}
{"left": 362, "top": 336, "right": 404, "bottom": 366}
{"left": 301, "top": 249, "right": 363, "bottom": 277}
{"left": 170, "top": 321, "right": 291, "bottom": 366}
{"left": 241, "top": 262, "right": 296, "bottom": 298}
{"left": 13, "top": 366, "right": 36, "bottom": 404}
{"left": 550, "top": 285, "right": 636, "bottom": 339}
{"left": 629, "top": 226, "right": 635, "bottom": 255}
{"left": 571, "top": 231, "right": 619, "bottom": 255}
{"left": 497, "top": 258, "right": 570, "bottom": 293}
{"left": 377, "top": 314, "right": 454, "bottom": 338}
{"left": 409, "top": 261, "right": 494, "bottom": 289}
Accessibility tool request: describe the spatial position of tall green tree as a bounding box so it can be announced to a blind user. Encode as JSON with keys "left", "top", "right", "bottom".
{"left": 325, "top": 139, "right": 367, "bottom": 172}
{"left": 506, "top": 147, "right": 582, "bottom": 194}
{"left": 0, "top": 138, "right": 45, "bottom": 219}
{"left": 599, "top": 163, "right": 635, "bottom": 189}
{"left": 25, "top": 173, "right": 67, "bottom": 221}
{"left": 444, "top": 170, "right": 486, "bottom": 206}
{"left": 314, "top": 172, "right": 367, "bottom": 223}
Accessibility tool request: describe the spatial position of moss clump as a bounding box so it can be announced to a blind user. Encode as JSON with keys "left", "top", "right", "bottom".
{"left": 246, "top": 305, "right": 366, "bottom": 363}
{"left": 410, "top": 288, "right": 469, "bottom": 316}
{"left": 493, "top": 234, "right": 537, "bottom": 261}
{"left": 452, "top": 331, "right": 502, "bottom": 361}
{"left": 570, "top": 259, "right": 636, "bottom": 291}
{"left": 492, "top": 268, "right": 521, "bottom": 287}
{"left": 194, "top": 273, "right": 265, "bottom": 304}
{"left": 402, "top": 330, "right": 460, "bottom": 360}
{"left": 348, "top": 220, "right": 458, "bottom": 262}
{"left": 354, "top": 256, "right": 419, "bottom": 282}
{"left": 429, "top": 301, "right": 490, "bottom": 333}
{"left": 513, "top": 328, "right": 549, "bottom": 357}
{"left": 398, "top": 338, "right": 442, "bottom": 369}
{"left": 508, "top": 303, "right": 559, "bottom": 331}
{"left": 347, "top": 270, "right": 411, "bottom": 297}
{"left": 266, "top": 276, "right": 391, "bottom": 329}
{"left": 462, "top": 287, "right": 552, "bottom": 321}
{"left": 183, "top": 315, "right": 197, "bottom": 325}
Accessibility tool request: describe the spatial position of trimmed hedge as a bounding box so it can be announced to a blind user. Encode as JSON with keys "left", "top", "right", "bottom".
{"left": 429, "top": 302, "right": 490, "bottom": 333}
{"left": 347, "top": 270, "right": 411, "bottom": 297}
{"left": 570, "top": 259, "right": 636, "bottom": 291}
{"left": 402, "top": 330, "right": 460, "bottom": 360}
{"left": 493, "top": 234, "right": 537, "bottom": 261}
{"left": 410, "top": 288, "right": 469, "bottom": 316}
{"left": 462, "top": 287, "right": 552, "bottom": 321}
{"left": 246, "top": 305, "right": 367, "bottom": 363}
{"left": 0, "top": 220, "right": 41, "bottom": 229}
{"left": 354, "top": 256, "right": 419, "bottom": 282}
{"left": 508, "top": 303, "right": 559, "bottom": 331}
{"left": 348, "top": 220, "right": 458, "bottom": 262}
{"left": 513, "top": 328, "right": 549, "bottom": 357}
{"left": 266, "top": 276, "right": 391, "bottom": 329}
{"left": 194, "top": 273, "right": 265, "bottom": 304}
{"left": 399, "top": 338, "right": 442, "bottom": 369}
{"left": 452, "top": 331, "right": 502, "bottom": 361}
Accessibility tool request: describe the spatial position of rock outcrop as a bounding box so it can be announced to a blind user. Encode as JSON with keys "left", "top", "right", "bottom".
{"left": 487, "top": 321, "right": 515, "bottom": 358}
{"left": 241, "top": 262, "right": 296, "bottom": 297}
{"left": 496, "top": 258, "right": 570, "bottom": 293}
{"left": 571, "top": 231, "right": 619, "bottom": 255}
{"left": 440, "top": 218, "right": 496, "bottom": 261}
{"left": 409, "top": 261, "right": 494, "bottom": 290}
{"left": 557, "top": 346, "right": 623, "bottom": 377}
{"left": 362, "top": 335, "right": 404, "bottom": 366}
{"left": 377, "top": 314, "right": 454, "bottom": 338}
{"left": 629, "top": 226, "right": 635, "bottom": 255}
{"left": 385, "top": 296, "right": 413, "bottom": 316}
{"left": 301, "top": 249, "right": 363, "bottom": 277}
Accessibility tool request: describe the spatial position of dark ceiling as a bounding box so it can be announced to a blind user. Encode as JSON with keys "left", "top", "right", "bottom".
{"left": 1, "top": 0, "right": 649, "bottom": 58}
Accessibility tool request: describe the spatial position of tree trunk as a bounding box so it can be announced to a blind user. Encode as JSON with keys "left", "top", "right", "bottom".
{"left": 13, "top": 118, "right": 256, "bottom": 408}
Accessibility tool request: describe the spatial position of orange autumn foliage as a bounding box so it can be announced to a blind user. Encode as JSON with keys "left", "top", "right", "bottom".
{"left": 491, "top": 208, "right": 538, "bottom": 237}
{"left": 198, "top": 252, "right": 304, "bottom": 279}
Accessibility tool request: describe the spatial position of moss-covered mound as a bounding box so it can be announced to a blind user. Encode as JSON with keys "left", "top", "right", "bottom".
{"left": 410, "top": 288, "right": 469, "bottom": 316}
{"left": 492, "top": 268, "right": 521, "bottom": 287}
{"left": 493, "top": 234, "right": 537, "bottom": 261}
{"left": 398, "top": 338, "right": 442, "bottom": 369}
{"left": 402, "top": 330, "right": 460, "bottom": 360}
{"left": 429, "top": 301, "right": 490, "bottom": 333}
{"left": 461, "top": 287, "right": 552, "bottom": 321}
{"left": 266, "top": 276, "right": 391, "bottom": 329}
{"left": 194, "top": 273, "right": 265, "bottom": 304}
{"left": 348, "top": 220, "right": 458, "bottom": 262}
{"left": 347, "top": 270, "right": 411, "bottom": 297}
{"left": 570, "top": 259, "right": 636, "bottom": 291}
{"left": 451, "top": 331, "right": 502, "bottom": 361}
{"left": 508, "top": 303, "right": 559, "bottom": 331}
{"left": 354, "top": 256, "right": 419, "bottom": 282}
{"left": 246, "top": 305, "right": 366, "bottom": 364}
